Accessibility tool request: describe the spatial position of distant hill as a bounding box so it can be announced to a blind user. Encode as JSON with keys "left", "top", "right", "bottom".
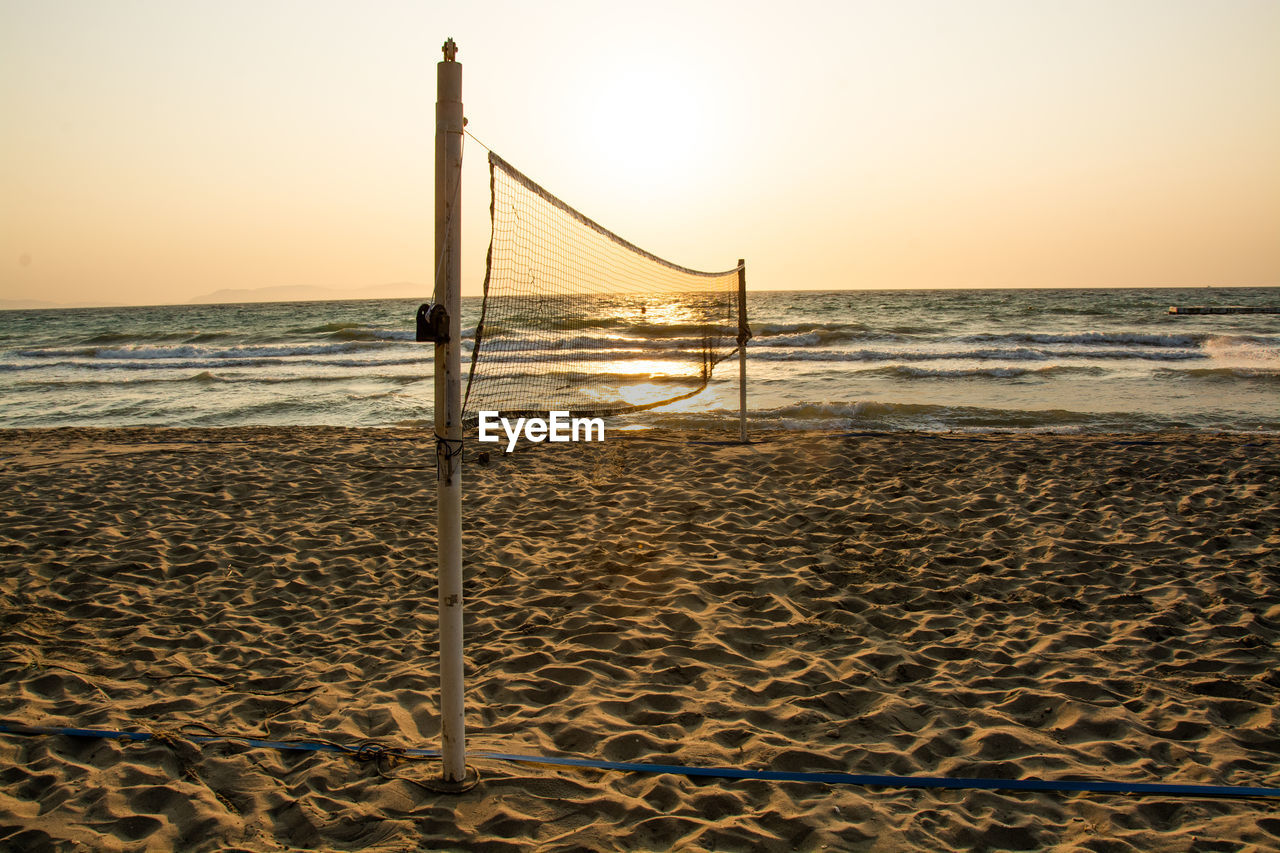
{"left": 187, "top": 282, "right": 427, "bottom": 305}
{"left": 0, "top": 298, "right": 62, "bottom": 310}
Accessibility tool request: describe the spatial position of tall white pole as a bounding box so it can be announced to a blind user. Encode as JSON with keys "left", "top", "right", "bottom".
{"left": 434, "top": 37, "right": 467, "bottom": 786}
{"left": 737, "top": 260, "right": 749, "bottom": 444}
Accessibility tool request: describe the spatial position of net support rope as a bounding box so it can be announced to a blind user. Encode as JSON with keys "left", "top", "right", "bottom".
{"left": 463, "top": 150, "right": 745, "bottom": 424}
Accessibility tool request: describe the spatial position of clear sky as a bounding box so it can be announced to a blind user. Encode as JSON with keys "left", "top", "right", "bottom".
{"left": 2, "top": 0, "right": 1278, "bottom": 306}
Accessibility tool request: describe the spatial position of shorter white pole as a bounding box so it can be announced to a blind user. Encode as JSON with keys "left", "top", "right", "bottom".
{"left": 737, "top": 260, "right": 749, "bottom": 443}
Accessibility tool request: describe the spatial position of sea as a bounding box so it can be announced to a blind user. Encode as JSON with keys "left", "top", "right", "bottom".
{"left": 1, "top": 287, "right": 1277, "bottom": 434}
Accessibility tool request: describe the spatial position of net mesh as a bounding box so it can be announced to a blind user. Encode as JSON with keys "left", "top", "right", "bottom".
{"left": 463, "top": 151, "right": 746, "bottom": 423}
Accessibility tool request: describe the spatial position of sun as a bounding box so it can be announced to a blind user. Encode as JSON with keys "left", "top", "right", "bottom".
{"left": 575, "top": 63, "right": 710, "bottom": 195}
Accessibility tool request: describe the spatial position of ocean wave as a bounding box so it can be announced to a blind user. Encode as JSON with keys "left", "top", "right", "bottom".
{"left": 76, "top": 330, "right": 240, "bottom": 346}
{"left": 476, "top": 320, "right": 716, "bottom": 341}
{"left": 749, "top": 328, "right": 910, "bottom": 347}
{"left": 1155, "top": 366, "right": 1280, "bottom": 382}
{"left": 1202, "top": 334, "right": 1280, "bottom": 363}
{"left": 529, "top": 370, "right": 704, "bottom": 387}
{"left": 0, "top": 338, "right": 1212, "bottom": 377}
{"left": 0, "top": 361, "right": 57, "bottom": 372}
{"left": 467, "top": 326, "right": 1280, "bottom": 357}
{"left": 474, "top": 335, "right": 1210, "bottom": 362}
{"left": 551, "top": 317, "right": 626, "bottom": 331}
{"left": 296, "top": 321, "right": 431, "bottom": 342}
{"left": 742, "top": 346, "right": 1206, "bottom": 363}
{"left": 298, "top": 322, "right": 363, "bottom": 334}
{"left": 1030, "top": 306, "right": 1118, "bottom": 317}
{"left": 748, "top": 321, "right": 895, "bottom": 345}
{"left": 962, "top": 331, "right": 1204, "bottom": 347}
{"left": 638, "top": 400, "right": 1245, "bottom": 433}
{"left": 862, "top": 364, "right": 1108, "bottom": 380}
{"left": 616, "top": 322, "right": 740, "bottom": 339}
{"left": 19, "top": 340, "right": 399, "bottom": 361}
{"left": 327, "top": 328, "right": 417, "bottom": 342}
{"left": 753, "top": 321, "right": 868, "bottom": 335}
{"left": 10, "top": 371, "right": 428, "bottom": 389}
{"left": 477, "top": 334, "right": 737, "bottom": 353}
{"left": 0, "top": 355, "right": 435, "bottom": 372}
{"left": 81, "top": 332, "right": 148, "bottom": 344}
{"left": 468, "top": 342, "right": 1211, "bottom": 366}
{"left": 477, "top": 348, "right": 716, "bottom": 365}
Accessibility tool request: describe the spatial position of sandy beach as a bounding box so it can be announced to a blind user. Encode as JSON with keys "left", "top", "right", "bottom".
{"left": 1, "top": 426, "right": 1278, "bottom": 851}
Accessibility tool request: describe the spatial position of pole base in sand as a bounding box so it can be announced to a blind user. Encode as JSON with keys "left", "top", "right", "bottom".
{"left": 421, "top": 764, "right": 480, "bottom": 794}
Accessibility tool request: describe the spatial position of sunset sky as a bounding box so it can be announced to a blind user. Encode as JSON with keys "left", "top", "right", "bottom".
{"left": 3, "top": 0, "right": 1278, "bottom": 306}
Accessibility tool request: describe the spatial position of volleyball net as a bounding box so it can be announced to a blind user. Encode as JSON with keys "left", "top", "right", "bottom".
{"left": 462, "top": 151, "right": 748, "bottom": 423}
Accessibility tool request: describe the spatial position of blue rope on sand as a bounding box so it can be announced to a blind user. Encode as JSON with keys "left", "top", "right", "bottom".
{"left": 3, "top": 722, "right": 1278, "bottom": 800}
